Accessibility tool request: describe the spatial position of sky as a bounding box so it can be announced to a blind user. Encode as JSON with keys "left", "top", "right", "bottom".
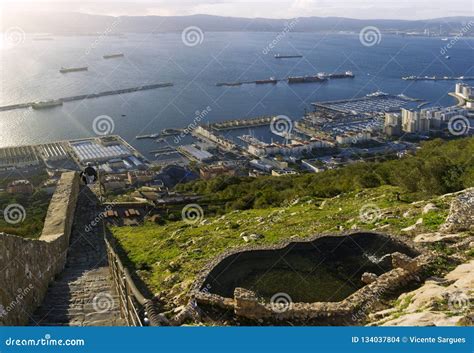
{"left": 1, "top": 0, "right": 473, "bottom": 20}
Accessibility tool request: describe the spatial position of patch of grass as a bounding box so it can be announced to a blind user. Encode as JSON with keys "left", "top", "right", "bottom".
{"left": 111, "top": 185, "right": 453, "bottom": 301}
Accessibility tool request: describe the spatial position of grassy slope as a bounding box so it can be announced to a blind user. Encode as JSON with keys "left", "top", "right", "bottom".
{"left": 112, "top": 185, "right": 453, "bottom": 300}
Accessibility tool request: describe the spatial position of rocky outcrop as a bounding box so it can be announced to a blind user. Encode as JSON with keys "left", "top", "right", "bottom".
{"left": 440, "top": 188, "right": 473, "bottom": 233}
{"left": 370, "top": 261, "right": 473, "bottom": 326}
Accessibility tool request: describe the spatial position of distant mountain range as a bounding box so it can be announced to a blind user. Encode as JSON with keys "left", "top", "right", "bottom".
{"left": 3, "top": 12, "right": 474, "bottom": 35}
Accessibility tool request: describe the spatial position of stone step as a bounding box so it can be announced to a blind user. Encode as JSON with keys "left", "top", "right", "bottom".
{"left": 30, "top": 187, "right": 126, "bottom": 327}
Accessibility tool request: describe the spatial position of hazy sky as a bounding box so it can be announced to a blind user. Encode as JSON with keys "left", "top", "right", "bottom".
{"left": 2, "top": 0, "right": 474, "bottom": 19}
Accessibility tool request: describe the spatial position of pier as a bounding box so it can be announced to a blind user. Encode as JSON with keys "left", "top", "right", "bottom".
{"left": 0, "top": 83, "right": 173, "bottom": 112}
{"left": 216, "top": 72, "right": 353, "bottom": 87}
{"left": 210, "top": 116, "right": 273, "bottom": 130}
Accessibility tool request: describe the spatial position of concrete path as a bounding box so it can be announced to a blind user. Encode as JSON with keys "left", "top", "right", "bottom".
{"left": 30, "top": 187, "right": 125, "bottom": 326}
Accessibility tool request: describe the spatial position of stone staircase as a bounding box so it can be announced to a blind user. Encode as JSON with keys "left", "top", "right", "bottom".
{"left": 30, "top": 186, "right": 125, "bottom": 326}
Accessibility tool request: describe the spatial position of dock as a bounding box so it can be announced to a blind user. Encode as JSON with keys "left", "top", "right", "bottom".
{"left": 210, "top": 116, "right": 273, "bottom": 130}
{"left": 0, "top": 83, "right": 174, "bottom": 112}
{"left": 216, "top": 72, "right": 353, "bottom": 87}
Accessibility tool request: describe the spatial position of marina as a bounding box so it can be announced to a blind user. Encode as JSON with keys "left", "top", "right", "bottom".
{"left": 0, "top": 83, "right": 174, "bottom": 112}
{"left": 402, "top": 75, "right": 474, "bottom": 81}
{"left": 313, "top": 92, "right": 424, "bottom": 114}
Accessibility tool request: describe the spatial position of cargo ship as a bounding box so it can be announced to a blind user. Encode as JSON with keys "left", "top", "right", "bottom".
{"left": 275, "top": 54, "right": 303, "bottom": 59}
{"left": 216, "top": 82, "right": 243, "bottom": 87}
{"left": 59, "top": 66, "right": 88, "bottom": 73}
{"left": 327, "top": 71, "right": 354, "bottom": 79}
{"left": 288, "top": 75, "right": 327, "bottom": 84}
{"left": 103, "top": 53, "right": 125, "bottom": 59}
{"left": 255, "top": 77, "right": 278, "bottom": 84}
{"left": 31, "top": 99, "right": 63, "bottom": 109}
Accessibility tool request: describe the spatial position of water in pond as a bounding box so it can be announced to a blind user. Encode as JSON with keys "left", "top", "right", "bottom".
{"left": 202, "top": 233, "right": 419, "bottom": 303}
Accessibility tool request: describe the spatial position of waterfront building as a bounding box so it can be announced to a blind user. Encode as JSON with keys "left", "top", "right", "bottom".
{"left": 401, "top": 108, "right": 430, "bottom": 134}
{"left": 177, "top": 145, "right": 213, "bottom": 162}
{"left": 455, "top": 83, "right": 474, "bottom": 100}
{"left": 6, "top": 180, "right": 34, "bottom": 194}
{"left": 199, "top": 163, "right": 236, "bottom": 180}
{"left": 384, "top": 113, "right": 402, "bottom": 136}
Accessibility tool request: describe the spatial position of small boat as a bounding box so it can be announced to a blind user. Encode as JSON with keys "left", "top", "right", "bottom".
{"left": 441, "top": 38, "right": 449, "bottom": 41}
{"left": 445, "top": 55, "right": 450, "bottom": 59}
{"left": 59, "top": 66, "right": 88, "bottom": 73}
{"left": 103, "top": 53, "right": 125, "bottom": 59}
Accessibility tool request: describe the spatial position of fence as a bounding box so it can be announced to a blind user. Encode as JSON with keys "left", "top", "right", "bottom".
{"left": 104, "top": 230, "right": 161, "bottom": 326}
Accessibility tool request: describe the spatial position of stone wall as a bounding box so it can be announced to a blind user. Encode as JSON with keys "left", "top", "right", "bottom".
{"left": 191, "top": 232, "right": 429, "bottom": 325}
{"left": 0, "top": 172, "right": 79, "bottom": 325}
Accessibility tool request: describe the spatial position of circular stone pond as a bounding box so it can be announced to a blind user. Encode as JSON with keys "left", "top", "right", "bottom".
{"left": 196, "top": 232, "right": 420, "bottom": 304}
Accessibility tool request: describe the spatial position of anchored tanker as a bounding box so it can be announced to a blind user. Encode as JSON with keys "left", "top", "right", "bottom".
{"left": 274, "top": 54, "right": 303, "bottom": 59}
{"left": 103, "top": 53, "right": 125, "bottom": 59}
{"left": 255, "top": 77, "right": 278, "bottom": 84}
{"left": 59, "top": 66, "right": 88, "bottom": 73}
{"left": 288, "top": 74, "right": 327, "bottom": 84}
{"left": 31, "top": 99, "right": 63, "bottom": 109}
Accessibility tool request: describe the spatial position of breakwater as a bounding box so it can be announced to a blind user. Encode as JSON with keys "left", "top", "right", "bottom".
{"left": 0, "top": 83, "right": 173, "bottom": 112}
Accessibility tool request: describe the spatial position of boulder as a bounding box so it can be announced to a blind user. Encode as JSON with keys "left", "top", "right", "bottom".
{"left": 361, "top": 272, "right": 378, "bottom": 284}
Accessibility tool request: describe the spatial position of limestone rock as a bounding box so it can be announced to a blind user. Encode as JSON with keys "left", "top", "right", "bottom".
{"left": 422, "top": 203, "right": 438, "bottom": 214}
{"left": 361, "top": 272, "right": 378, "bottom": 284}
{"left": 440, "top": 189, "right": 474, "bottom": 233}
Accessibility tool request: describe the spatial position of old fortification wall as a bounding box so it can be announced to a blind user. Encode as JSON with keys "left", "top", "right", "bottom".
{"left": 0, "top": 172, "right": 79, "bottom": 325}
